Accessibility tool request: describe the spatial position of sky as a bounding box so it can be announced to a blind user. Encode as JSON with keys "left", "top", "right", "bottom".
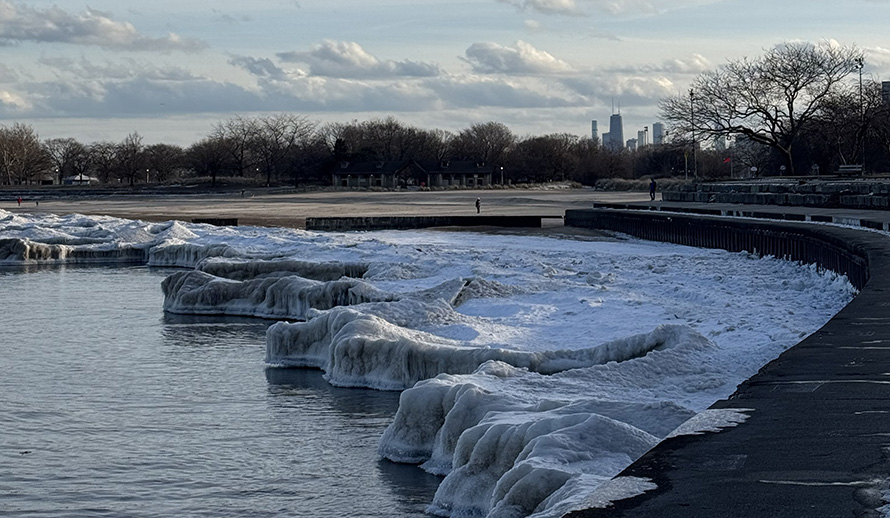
{"left": 2, "top": 0, "right": 890, "bottom": 147}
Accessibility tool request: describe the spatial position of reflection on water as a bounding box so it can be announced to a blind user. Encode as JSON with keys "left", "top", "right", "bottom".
{"left": 0, "top": 265, "right": 439, "bottom": 517}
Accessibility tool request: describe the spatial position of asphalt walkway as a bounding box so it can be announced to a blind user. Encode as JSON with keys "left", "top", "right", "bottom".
{"left": 566, "top": 202, "right": 890, "bottom": 517}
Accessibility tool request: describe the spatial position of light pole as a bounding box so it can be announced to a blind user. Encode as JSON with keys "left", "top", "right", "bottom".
{"left": 855, "top": 56, "right": 865, "bottom": 173}
{"left": 689, "top": 89, "right": 697, "bottom": 179}
{"left": 726, "top": 135, "right": 734, "bottom": 179}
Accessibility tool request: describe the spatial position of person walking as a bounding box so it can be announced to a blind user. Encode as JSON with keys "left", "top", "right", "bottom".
{"left": 648, "top": 179, "right": 657, "bottom": 201}
{"left": 475, "top": 198, "right": 481, "bottom": 214}
{"left": 17, "top": 196, "right": 22, "bottom": 207}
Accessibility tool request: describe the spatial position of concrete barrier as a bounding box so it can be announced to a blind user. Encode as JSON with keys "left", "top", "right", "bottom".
{"left": 305, "top": 215, "right": 557, "bottom": 231}
{"left": 191, "top": 218, "right": 238, "bottom": 226}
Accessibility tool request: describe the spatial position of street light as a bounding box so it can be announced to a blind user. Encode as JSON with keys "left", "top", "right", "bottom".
{"left": 855, "top": 56, "right": 865, "bottom": 174}
{"left": 689, "top": 89, "right": 697, "bottom": 179}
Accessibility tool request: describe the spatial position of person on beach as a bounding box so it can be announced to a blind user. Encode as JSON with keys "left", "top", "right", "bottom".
{"left": 648, "top": 179, "right": 657, "bottom": 201}
{"left": 475, "top": 198, "right": 481, "bottom": 214}
{"left": 17, "top": 196, "right": 22, "bottom": 206}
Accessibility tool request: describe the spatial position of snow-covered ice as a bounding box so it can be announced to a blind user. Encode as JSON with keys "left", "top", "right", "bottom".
{"left": 0, "top": 208, "right": 857, "bottom": 517}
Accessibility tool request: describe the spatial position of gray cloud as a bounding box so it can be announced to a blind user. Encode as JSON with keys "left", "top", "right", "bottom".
{"left": 228, "top": 56, "right": 289, "bottom": 80}
{"left": 276, "top": 40, "right": 440, "bottom": 78}
{"left": 38, "top": 56, "right": 197, "bottom": 82}
{"left": 498, "top": 0, "right": 720, "bottom": 17}
{"left": 0, "top": 1, "right": 206, "bottom": 52}
{"left": 462, "top": 41, "right": 573, "bottom": 74}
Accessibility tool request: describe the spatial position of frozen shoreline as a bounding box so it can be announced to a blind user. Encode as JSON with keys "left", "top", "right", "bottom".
{"left": 0, "top": 208, "right": 856, "bottom": 517}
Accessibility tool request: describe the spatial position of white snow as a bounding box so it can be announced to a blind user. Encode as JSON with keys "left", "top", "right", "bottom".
{"left": 0, "top": 208, "right": 858, "bottom": 518}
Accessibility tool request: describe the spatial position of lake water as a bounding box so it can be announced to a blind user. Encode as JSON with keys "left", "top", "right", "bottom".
{"left": 0, "top": 265, "right": 441, "bottom": 517}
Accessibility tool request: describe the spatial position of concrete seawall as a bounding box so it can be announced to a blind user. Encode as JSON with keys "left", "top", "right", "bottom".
{"left": 305, "top": 215, "right": 556, "bottom": 231}
{"left": 564, "top": 208, "right": 890, "bottom": 517}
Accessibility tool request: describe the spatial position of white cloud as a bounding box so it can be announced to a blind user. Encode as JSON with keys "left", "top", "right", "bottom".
{"left": 276, "top": 40, "right": 441, "bottom": 78}
{"left": 0, "top": 1, "right": 206, "bottom": 52}
{"left": 0, "top": 88, "right": 29, "bottom": 110}
{"left": 463, "top": 41, "right": 574, "bottom": 74}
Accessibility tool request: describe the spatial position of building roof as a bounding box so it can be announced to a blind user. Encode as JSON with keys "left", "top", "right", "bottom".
{"left": 334, "top": 160, "right": 409, "bottom": 176}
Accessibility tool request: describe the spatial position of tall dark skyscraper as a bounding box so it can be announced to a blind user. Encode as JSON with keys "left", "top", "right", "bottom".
{"left": 608, "top": 112, "right": 624, "bottom": 151}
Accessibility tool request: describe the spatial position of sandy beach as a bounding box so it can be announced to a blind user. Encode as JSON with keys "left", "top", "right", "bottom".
{"left": 2, "top": 188, "right": 651, "bottom": 228}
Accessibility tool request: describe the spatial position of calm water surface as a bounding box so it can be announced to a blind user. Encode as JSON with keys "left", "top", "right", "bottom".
{"left": 0, "top": 265, "right": 440, "bottom": 517}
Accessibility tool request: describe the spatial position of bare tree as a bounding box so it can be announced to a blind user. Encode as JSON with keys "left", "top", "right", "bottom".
{"left": 450, "top": 122, "right": 515, "bottom": 165}
{"left": 212, "top": 116, "right": 258, "bottom": 178}
{"left": 660, "top": 42, "right": 862, "bottom": 176}
{"left": 44, "top": 138, "right": 89, "bottom": 184}
{"left": 88, "top": 142, "right": 119, "bottom": 183}
{"left": 187, "top": 137, "right": 234, "bottom": 186}
{"left": 509, "top": 133, "right": 580, "bottom": 182}
{"left": 116, "top": 132, "right": 146, "bottom": 185}
{"left": 0, "top": 123, "right": 50, "bottom": 185}
{"left": 250, "top": 114, "right": 316, "bottom": 186}
{"left": 145, "top": 143, "right": 185, "bottom": 183}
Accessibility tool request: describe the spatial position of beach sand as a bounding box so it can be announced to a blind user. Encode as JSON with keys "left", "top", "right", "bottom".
{"left": 2, "top": 188, "right": 651, "bottom": 229}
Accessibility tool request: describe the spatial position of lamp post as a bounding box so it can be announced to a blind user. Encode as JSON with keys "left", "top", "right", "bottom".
{"left": 726, "top": 135, "right": 734, "bottom": 179}
{"left": 855, "top": 56, "right": 865, "bottom": 174}
{"left": 689, "top": 89, "right": 697, "bottom": 179}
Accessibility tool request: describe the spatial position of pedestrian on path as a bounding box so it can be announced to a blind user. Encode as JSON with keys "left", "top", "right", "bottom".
{"left": 649, "top": 179, "right": 657, "bottom": 201}
{"left": 475, "top": 198, "right": 481, "bottom": 214}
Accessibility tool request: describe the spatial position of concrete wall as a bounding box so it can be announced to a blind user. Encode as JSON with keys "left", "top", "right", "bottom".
{"left": 305, "top": 215, "right": 547, "bottom": 232}
{"left": 663, "top": 181, "right": 890, "bottom": 210}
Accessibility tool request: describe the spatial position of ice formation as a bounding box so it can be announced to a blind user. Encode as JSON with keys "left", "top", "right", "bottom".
{"left": 162, "top": 270, "right": 396, "bottom": 320}
{"left": 0, "top": 207, "right": 858, "bottom": 518}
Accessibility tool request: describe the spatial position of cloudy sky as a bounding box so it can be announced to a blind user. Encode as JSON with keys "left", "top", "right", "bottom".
{"left": 2, "top": 0, "right": 890, "bottom": 146}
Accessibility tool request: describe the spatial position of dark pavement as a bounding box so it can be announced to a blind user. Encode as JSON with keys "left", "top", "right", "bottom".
{"left": 566, "top": 202, "right": 890, "bottom": 517}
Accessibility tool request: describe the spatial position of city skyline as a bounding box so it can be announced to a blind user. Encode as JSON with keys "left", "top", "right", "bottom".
{"left": 1, "top": 1, "right": 890, "bottom": 146}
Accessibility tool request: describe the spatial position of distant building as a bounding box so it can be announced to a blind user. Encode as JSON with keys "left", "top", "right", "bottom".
{"left": 601, "top": 131, "right": 611, "bottom": 149}
{"left": 591, "top": 120, "right": 598, "bottom": 142}
{"left": 883, "top": 82, "right": 890, "bottom": 105}
{"left": 637, "top": 128, "right": 649, "bottom": 148}
{"left": 331, "top": 160, "right": 493, "bottom": 188}
{"left": 608, "top": 113, "right": 624, "bottom": 151}
{"left": 652, "top": 123, "right": 665, "bottom": 145}
{"left": 626, "top": 138, "right": 637, "bottom": 151}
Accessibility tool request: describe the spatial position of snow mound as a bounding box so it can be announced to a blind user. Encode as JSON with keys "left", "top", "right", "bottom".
{"left": 267, "top": 303, "right": 692, "bottom": 390}
{"left": 196, "top": 257, "right": 368, "bottom": 281}
{"left": 377, "top": 326, "right": 716, "bottom": 517}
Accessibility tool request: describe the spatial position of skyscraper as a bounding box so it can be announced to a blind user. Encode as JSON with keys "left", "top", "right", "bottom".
{"left": 591, "top": 120, "right": 598, "bottom": 142}
{"left": 652, "top": 123, "right": 665, "bottom": 145}
{"left": 637, "top": 128, "right": 649, "bottom": 148}
{"left": 608, "top": 113, "right": 624, "bottom": 151}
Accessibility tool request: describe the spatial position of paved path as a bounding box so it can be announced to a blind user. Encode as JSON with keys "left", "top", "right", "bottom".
{"left": 567, "top": 202, "right": 890, "bottom": 518}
